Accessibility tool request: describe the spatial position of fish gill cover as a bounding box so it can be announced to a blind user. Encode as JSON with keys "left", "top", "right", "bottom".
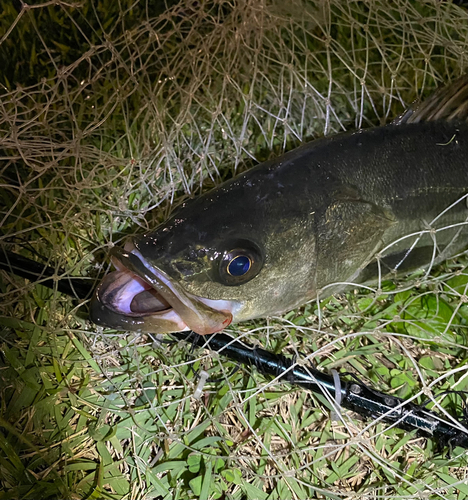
{"left": 2, "top": 0, "right": 468, "bottom": 498}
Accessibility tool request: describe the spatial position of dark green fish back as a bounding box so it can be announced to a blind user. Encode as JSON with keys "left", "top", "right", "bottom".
{"left": 266, "top": 119, "right": 468, "bottom": 293}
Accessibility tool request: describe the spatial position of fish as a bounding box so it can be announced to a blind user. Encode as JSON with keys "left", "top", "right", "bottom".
{"left": 90, "top": 77, "right": 468, "bottom": 335}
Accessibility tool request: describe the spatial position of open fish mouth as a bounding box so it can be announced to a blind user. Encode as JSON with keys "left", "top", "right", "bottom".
{"left": 89, "top": 245, "right": 234, "bottom": 335}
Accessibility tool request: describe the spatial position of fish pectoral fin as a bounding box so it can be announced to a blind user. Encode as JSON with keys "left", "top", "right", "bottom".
{"left": 323, "top": 198, "right": 395, "bottom": 246}
{"left": 316, "top": 198, "right": 396, "bottom": 289}
{"left": 330, "top": 185, "right": 396, "bottom": 224}
{"left": 392, "top": 74, "right": 468, "bottom": 125}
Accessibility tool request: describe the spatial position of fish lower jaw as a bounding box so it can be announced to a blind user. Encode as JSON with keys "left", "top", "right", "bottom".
{"left": 146, "top": 310, "right": 191, "bottom": 333}
{"left": 89, "top": 298, "right": 191, "bottom": 334}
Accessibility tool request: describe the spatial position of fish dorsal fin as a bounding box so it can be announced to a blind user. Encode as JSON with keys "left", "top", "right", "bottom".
{"left": 393, "top": 75, "right": 468, "bottom": 125}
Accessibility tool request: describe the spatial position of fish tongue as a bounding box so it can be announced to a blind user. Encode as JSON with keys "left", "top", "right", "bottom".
{"left": 130, "top": 289, "right": 171, "bottom": 313}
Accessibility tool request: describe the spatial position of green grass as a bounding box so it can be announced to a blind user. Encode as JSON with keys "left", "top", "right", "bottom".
{"left": 2, "top": 0, "right": 468, "bottom": 498}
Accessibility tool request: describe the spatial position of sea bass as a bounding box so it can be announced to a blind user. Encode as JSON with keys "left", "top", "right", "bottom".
{"left": 90, "top": 77, "right": 468, "bottom": 335}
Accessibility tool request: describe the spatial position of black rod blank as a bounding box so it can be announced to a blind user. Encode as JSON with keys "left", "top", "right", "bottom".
{"left": 0, "top": 249, "right": 94, "bottom": 299}
{"left": 171, "top": 331, "right": 468, "bottom": 449}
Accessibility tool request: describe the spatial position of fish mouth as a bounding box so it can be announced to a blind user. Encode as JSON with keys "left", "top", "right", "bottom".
{"left": 89, "top": 245, "right": 234, "bottom": 335}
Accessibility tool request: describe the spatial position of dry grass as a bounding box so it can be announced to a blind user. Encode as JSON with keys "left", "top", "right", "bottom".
{"left": 2, "top": 1, "right": 468, "bottom": 499}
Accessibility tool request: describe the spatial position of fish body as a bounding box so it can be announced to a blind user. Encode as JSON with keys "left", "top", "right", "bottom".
{"left": 90, "top": 79, "right": 468, "bottom": 335}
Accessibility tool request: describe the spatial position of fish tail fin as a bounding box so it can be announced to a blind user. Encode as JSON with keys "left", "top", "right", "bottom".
{"left": 394, "top": 74, "right": 468, "bottom": 124}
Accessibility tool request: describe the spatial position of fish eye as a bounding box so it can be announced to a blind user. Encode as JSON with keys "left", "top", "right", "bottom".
{"left": 227, "top": 255, "right": 252, "bottom": 276}
{"left": 219, "top": 243, "right": 263, "bottom": 286}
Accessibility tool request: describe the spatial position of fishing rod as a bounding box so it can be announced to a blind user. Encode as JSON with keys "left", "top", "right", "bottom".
{"left": 0, "top": 249, "right": 93, "bottom": 300}
{"left": 171, "top": 330, "right": 468, "bottom": 450}
{"left": 2, "top": 248, "right": 468, "bottom": 450}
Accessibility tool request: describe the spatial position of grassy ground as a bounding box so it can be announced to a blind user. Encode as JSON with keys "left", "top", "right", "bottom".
{"left": 2, "top": 1, "right": 468, "bottom": 499}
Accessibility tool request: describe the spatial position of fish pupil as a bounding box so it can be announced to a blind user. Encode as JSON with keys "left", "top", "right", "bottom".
{"left": 227, "top": 255, "right": 251, "bottom": 276}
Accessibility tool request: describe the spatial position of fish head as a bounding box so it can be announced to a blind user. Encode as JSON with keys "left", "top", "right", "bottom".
{"left": 90, "top": 174, "right": 318, "bottom": 335}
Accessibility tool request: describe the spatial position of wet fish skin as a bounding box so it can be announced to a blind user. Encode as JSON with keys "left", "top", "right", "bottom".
{"left": 137, "top": 121, "right": 468, "bottom": 303}
{"left": 90, "top": 78, "right": 468, "bottom": 335}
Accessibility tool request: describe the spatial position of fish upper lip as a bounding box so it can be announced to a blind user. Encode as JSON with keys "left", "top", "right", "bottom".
{"left": 109, "top": 247, "right": 166, "bottom": 294}
{"left": 99, "top": 246, "right": 233, "bottom": 335}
